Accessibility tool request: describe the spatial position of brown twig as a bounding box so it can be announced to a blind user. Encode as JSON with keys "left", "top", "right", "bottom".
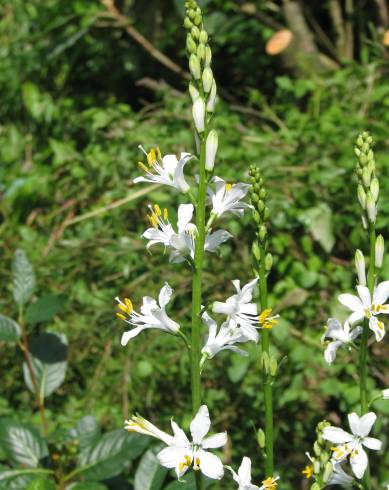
{"left": 99, "top": 0, "right": 189, "bottom": 79}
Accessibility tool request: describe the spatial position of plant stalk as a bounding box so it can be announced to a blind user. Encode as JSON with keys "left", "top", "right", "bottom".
{"left": 259, "top": 244, "right": 274, "bottom": 477}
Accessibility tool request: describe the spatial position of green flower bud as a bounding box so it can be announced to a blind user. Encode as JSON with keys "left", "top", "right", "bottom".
{"left": 258, "top": 225, "right": 267, "bottom": 242}
{"left": 197, "top": 43, "right": 206, "bottom": 61}
{"left": 199, "top": 30, "right": 208, "bottom": 43}
{"left": 257, "top": 428, "right": 266, "bottom": 448}
{"left": 354, "top": 147, "right": 361, "bottom": 157}
{"left": 264, "top": 207, "right": 270, "bottom": 220}
{"left": 184, "top": 17, "right": 193, "bottom": 29}
{"left": 194, "top": 14, "right": 202, "bottom": 26}
{"left": 252, "top": 241, "right": 261, "bottom": 262}
{"left": 189, "top": 82, "right": 199, "bottom": 102}
{"left": 366, "top": 191, "right": 376, "bottom": 223}
{"left": 189, "top": 54, "right": 201, "bottom": 79}
{"left": 192, "top": 97, "right": 205, "bottom": 133}
{"left": 313, "top": 460, "right": 321, "bottom": 474}
{"left": 362, "top": 166, "right": 371, "bottom": 187}
{"left": 265, "top": 253, "right": 273, "bottom": 271}
{"left": 202, "top": 67, "right": 213, "bottom": 93}
{"left": 259, "top": 189, "right": 266, "bottom": 199}
{"left": 323, "top": 461, "right": 333, "bottom": 483}
{"left": 257, "top": 200, "right": 265, "bottom": 212}
{"left": 367, "top": 149, "right": 374, "bottom": 162}
{"left": 262, "top": 351, "right": 270, "bottom": 373}
{"left": 313, "top": 441, "right": 321, "bottom": 457}
{"left": 375, "top": 234, "right": 384, "bottom": 268}
{"left": 357, "top": 184, "right": 366, "bottom": 209}
{"left": 205, "top": 129, "right": 218, "bottom": 171}
{"left": 251, "top": 193, "right": 259, "bottom": 203}
{"left": 355, "top": 249, "right": 366, "bottom": 286}
{"left": 253, "top": 211, "right": 261, "bottom": 224}
{"left": 269, "top": 355, "right": 277, "bottom": 376}
{"left": 370, "top": 177, "right": 379, "bottom": 202}
{"left": 191, "top": 25, "right": 200, "bottom": 40}
{"left": 186, "top": 34, "right": 197, "bottom": 54}
{"left": 207, "top": 80, "right": 217, "bottom": 112}
{"left": 188, "top": 8, "right": 196, "bottom": 19}
{"left": 356, "top": 135, "right": 364, "bottom": 148}
{"left": 359, "top": 153, "right": 367, "bottom": 166}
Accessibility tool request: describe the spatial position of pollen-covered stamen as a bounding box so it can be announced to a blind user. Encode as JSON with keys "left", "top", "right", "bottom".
{"left": 115, "top": 296, "right": 134, "bottom": 321}
{"left": 261, "top": 476, "right": 278, "bottom": 489}
{"left": 331, "top": 446, "right": 347, "bottom": 460}
{"left": 178, "top": 454, "right": 192, "bottom": 472}
{"left": 193, "top": 456, "right": 201, "bottom": 471}
{"left": 147, "top": 203, "right": 169, "bottom": 229}
{"left": 225, "top": 182, "right": 233, "bottom": 192}
{"left": 302, "top": 465, "right": 313, "bottom": 479}
{"left": 258, "top": 308, "right": 279, "bottom": 329}
{"left": 147, "top": 148, "right": 157, "bottom": 166}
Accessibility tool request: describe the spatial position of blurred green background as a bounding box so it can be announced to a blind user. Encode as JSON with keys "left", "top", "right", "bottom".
{"left": 1, "top": 0, "right": 389, "bottom": 488}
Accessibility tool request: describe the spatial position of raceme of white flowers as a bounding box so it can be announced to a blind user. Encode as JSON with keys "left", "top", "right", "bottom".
{"left": 125, "top": 405, "right": 227, "bottom": 480}
{"left": 323, "top": 412, "right": 382, "bottom": 479}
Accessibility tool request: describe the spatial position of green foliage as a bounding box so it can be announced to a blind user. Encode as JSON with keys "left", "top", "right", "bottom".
{"left": 0, "top": 315, "right": 21, "bottom": 342}
{"left": 134, "top": 445, "right": 168, "bottom": 490}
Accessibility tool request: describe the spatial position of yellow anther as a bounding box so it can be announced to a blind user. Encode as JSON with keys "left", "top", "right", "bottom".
{"left": 138, "top": 162, "right": 149, "bottom": 173}
{"left": 179, "top": 455, "right": 192, "bottom": 472}
{"left": 156, "top": 146, "right": 162, "bottom": 160}
{"left": 147, "top": 214, "right": 158, "bottom": 228}
{"left": 259, "top": 308, "right": 278, "bottom": 329}
{"left": 331, "top": 446, "right": 345, "bottom": 459}
{"left": 147, "top": 148, "right": 157, "bottom": 165}
{"left": 261, "top": 477, "right": 278, "bottom": 489}
{"left": 116, "top": 313, "right": 127, "bottom": 321}
{"left": 153, "top": 204, "right": 162, "bottom": 216}
{"left": 378, "top": 321, "right": 384, "bottom": 330}
{"left": 124, "top": 298, "right": 133, "bottom": 311}
{"left": 302, "top": 465, "right": 313, "bottom": 479}
{"left": 163, "top": 208, "right": 169, "bottom": 220}
{"left": 259, "top": 308, "right": 273, "bottom": 323}
{"left": 225, "top": 183, "right": 233, "bottom": 192}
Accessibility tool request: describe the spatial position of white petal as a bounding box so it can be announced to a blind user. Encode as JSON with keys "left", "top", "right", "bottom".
{"left": 202, "top": 312, "right": 218, "bottom": 343}
{"left": 240, "top": 278, "right": 258, "bottom": 303}
{"left": 190, "top": 405, "right": 211, "bottom": 444}
{"left": 173, "top": 154, "right": 191, "bottom": 193}
{"left": 348, "top": 413, "right": 361, "bottom": 436}
{"left": 324, "top": 341, "right": 342, "bottom": 364}
{"left": 121, "top": 326, "right": 146, "bottom": 345}
{"left": 177, "top": 204, "right": 194, "bottom": 233}
{"left": 338, "top": 293, "right": 363, "bottom": 312}
{"left": 357, "top": 412, "right": 376, "bottom": 437}
{"left": 158, "top": 446, "right": 191, "bottom": 480}
{"left": 196, "top": 449, "right": 224, "bottom": 480}
{"left": 350, "top": 444, "right": 368, "bottom": 479}
{"left": 204, "top": 229, "right": 232, "bottom": 252}
{"left": 348, "top": 310, "right": 364, "bottom": 326}
{"left": 237, "top": 456, "right": 252, "bottom": 484}
{"left": 202, "top": 431, "right": 227, "bottom": 449}
{"left": 323, "top": 427, "right": 353, "bottom": 444}
{"left": 369, "top": 317, "right": 386, "bottom": 342}
{"left": 171, "top": 420, "right": 190, "bottom": 447}
{"left": 213, "top": 301, "right": 236, "bottom": 316}
{"left": 373, "top": 280, "right": 389, "bottom": 305}
{"left": 356, "top": 285, "right": 372, "bottom": 308}
{"left": 158, "top": 282, "right": 173, "bottom": 308}
{"left": 362, "top": 436, "right": 382, "bottom": 450}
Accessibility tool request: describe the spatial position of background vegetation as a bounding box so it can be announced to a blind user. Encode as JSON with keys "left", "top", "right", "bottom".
{"left": 1, "top": 0, "right": 389, "bottom": 488}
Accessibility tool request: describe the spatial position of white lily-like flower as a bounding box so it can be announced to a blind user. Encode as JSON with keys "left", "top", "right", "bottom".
{"left": 143, "top": 203, "right": 231, "bottom": 263}
{"left": 327, "top": 463, "right": 354, "bottom": 488}
{"left": 134, "top": 146, "right": 192, "bottom": 193}
{"left": 321, "top": 318, "right": 362, "bottom": 364}
{"left": 208, "top": 176, "right": 250, "bottom": 219}
{"left": 227, "top": 456, "right": 260, "bottom": 490}
{"left": 323, "top": 412, "right": 382, "bottom": 479}
{"left": 201, "top": 312, "right": 250, "bottom": 360}
{"left": 213, "top": 278, "right": 259, "bottom": 342}
{"left": 125, "top": 405, "right": 227, "bottom": 480}
{"left": 338, "top": 281, "right": 389, "bottom": 341}
{"left": 116, "top": 282, "right": 180, "bottom": 345}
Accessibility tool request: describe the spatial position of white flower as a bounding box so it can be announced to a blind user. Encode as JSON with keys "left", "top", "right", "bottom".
{"left": 323, "top": 412, "right": 382, "bottom": 479}
{"left": 134, "top": 147, "right": 191, "bottom": 193}
{"left": 213, "top": 278, "right": 259, "bottom": 342}
{"left": 192, "top": 98, "right": 205, "bottom": 133}
{"left": 321, "top": 318, "right": 362, "bottom": 364}
{"left": 327, "top": 463, "right": 354, "bottom": 488}
{"left": 382, "top": 388, "right": 389, "bottom": 399}
{"left": 125, "top": 405, "right": 227, "bottom": 480}
{"left": 227, "top": 456, "right": 260, "bottom": 490}
{"left": 143, "top": 203, "right": 231, "bottom": 263}
{"left": 338, "top": 281, "right": 389, "bottom": 341}
{"left": 116, "top": 283, "right": 180, "bottom": 345}
{"left": 208, "top": 177, "right": 250, "bottom": 219}
{"left": 201, "top": 312, "right": 250, "bottom": 359}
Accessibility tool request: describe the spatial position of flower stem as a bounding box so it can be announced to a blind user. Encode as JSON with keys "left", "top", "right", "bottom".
{"left": 360, "top": 226, "right": 375, "bottom": 489}
{"left": 259, "top": 243, "right": 274, "bottom": 477}
{"left": 191, "top": 128, "right": 207, "bottom": 490}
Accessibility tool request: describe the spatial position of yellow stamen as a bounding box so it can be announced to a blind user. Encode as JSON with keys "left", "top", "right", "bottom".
{"left": 163, "top": 208, "right": 168, "bottom": 220}
{"left": 116, "top": 313, "right": 127, "bottom": 321}
{"left": 378, "top": 321, "right": 384, "bottom": 330}
{"left": 153, "top": 204, "right": 162, "bottom": 216}
{"left": 331, "top": 446, "right": 345, "bottom": 459}
{"left": 179, "top": 454, "right": 192, "bottom": 472}
{"left": 156, "top": 146, "right": 162, "bottom": 160}
{"left": 147, "top": 148, "right": 157, "bottom": 165}
{"left": 138, "top": 162, "right": 149, "bottom": 172}
{"left": 261, "top": 477, "right": 278, "bottom": 489}
{"left": 225, "top": 183, "right": 233, "bottom": 192}
{"left": 259, "top": 308, "right": 278, "bottom": 329}
{"left": 147, "top": 214, "right": 158, "bottom": 228}
{"left": 193, "top": 456, "right": 201, "bottom": 470}
{"left": 302, "top": 465, "right": 314, "bottom": 479}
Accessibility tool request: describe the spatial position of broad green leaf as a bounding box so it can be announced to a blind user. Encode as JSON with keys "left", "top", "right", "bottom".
{"left": 0, "top": 315, "right": 21, "bottom": 342}
{"left": 26, "top": 477, "right": 56, "bottom": 489}
{"left": 165, "top": 473, "right": 212, "bottom": 489}
{"left": 301, "top": 204, "right": 335, "bottom": 253}
{"left": 134, "top": 444, "right": 167, "bottom": 490}
{"left": 26, "top": 295, "right": 67, "bottom": 325}
{"left": 23, "top": 333, "right": 68, "bottom": 399}
{"left": 65, "top": 483, "right": 107, "bottom": 490}
{"left": 12, "top": 249, "right": 36, "bottom": 306}
{"left": 0, "top": 467, "right": 53, "bottom": 489}
{"left": 0, "top": 420, "right": 48, "bottom": 467}
{"left": 21, "top": 83, "right": 42, "bottom": 120}
{"left": 73, "top": 416, "right": 101, "bottom": 462}
{"left": 78, "top": 430, "right": 149, "bottom": 481}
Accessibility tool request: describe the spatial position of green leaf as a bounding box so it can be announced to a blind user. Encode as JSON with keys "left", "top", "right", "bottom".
{"left": 65, "top": 483, "right": 107, "bottom": 490}
{"left": 23, "top": 333, "right": 68, "bottom": 399}
{"left": 77, "top": 430, "right": 149, "bottom": 481}
{"left": 12, "top": 249, "right": 36, "bottom": 306}
{"left": 26, "top": 477, "right": 56, "bottom": 490}
{"left": 0, "top": 468, "right": 53, "bottom": 489}
{"left": 72, "top": 416, "right": 101, "bottom": 461}
{"left": 165, "top": 473, "right": 212, "bottom": 489}
{"left": 134, "top": 444, "right": 167, "bottom": 490}
{"left": 0, "top": 420, "right": 48, "bottom": 467}
{"left": 301, "top": 204, "right": 335, "bottom": 253}
{"left": 0, "top": 315, "right": 21, "bottom": 342}
{"left": 26, "top": 295, "right": 67, "bottom": 325}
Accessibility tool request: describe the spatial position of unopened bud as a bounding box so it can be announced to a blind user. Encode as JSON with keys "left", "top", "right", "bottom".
{"left": 186, "top": 34, "right": 197, "bottom": 54}
{"left": 257, "top": 428, "right": 265, "bottom": 448}
{"left": 323, "top": 462, "right": 333, "bottom": 483}
{"left": 354, "top": 147, "right": 361, "bottom": 157}
{"left": 199, "top": 30, "right": 208, "bottom": 43}
{"left": 313, "top": 441, "right": 321, "bottom": 457}
{"left": 205, "top": 129, "right": 218, "bottom": 171}
{"left": 191, "top": 26, "right": 200, "bottom": 39}
{"left": 362, "top": 166, "right": 371, "bottom": 188}
{"left": 375, "top": 235, "right": 384, "bottom": 268}
{"left": 189, "top": 82, "right": 199, "bottom": 102}
{"left": 188, "top": 8, "right": 196, "bottom": 19}
{"left": 184, "top": 17, "right": 193, "bottom": 29}
{"left": 357, "top": 184, "right": 366, "bottom": 209}
{"left": 197, "top": 43, "right": 206, "bottom": 61}
{"left": 366, "top": 192, "right": 376, "bottom": 223}
{"left": 355, "top": 250, "right": 366, "bottom": 286}
{"left": 207, "top": 80, "right": 217, "bottom": 112}
{"left": 362, "top": 215, "right": 368, "bottom": 229}
{"left": 311, "top": 483, "right": 321, "bottom": 490}
{"left": 258, "top": 225, "right": 267, "bottom": 242}
{"left": 194, "top": 14, "right": 202, "bottom": 25}
{"left": 265, "top": 253, "right": 273, "bottom": 271}
{"left": 252, "top": 242, "right": 260, "bottom": 261}
{"left": 205, "top": 46, "right": 212, "bottom": 67}
{"left": 269, "top": 356, "right": 277, "bottom": 376}
{"left": 356, "top": 135, "right": 364, "bottom": 148}
{"left": 202, "top": 67, "right": 213, "bottom": 93}
{"left": 189, "top": 54, "right": 201, "bottom": 79}
{"left": 192, "top": 97, "right": 205, "bottom": 133}
{"left": 370, "top": 177, "right": 379, "bottom": 202}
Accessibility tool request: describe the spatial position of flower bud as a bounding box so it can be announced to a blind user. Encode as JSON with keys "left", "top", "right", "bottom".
{"left": 199, "top": 30, "right": 208, "bottom": 43}
{"left": 269, "top": 356, "right": 277, "bottom": 376}
{"left": 184, "top": 17, "right": 193, "bottom": 29}
{"left": 257, "top": 428, "right": 266, "bottom": 448}
{"left": 362, "top": 166, "right": 371, "bottom": 187}
{"left": 189, "top": 82, "right": 199, "bottom": 102}
{"left": 354, "top": 147, "right": 361, "bottom": 157}
{"left": 323, "top": 462, "right": 333, "bottom": 483}
{"left": 313, "top": 441, "right": 321, "bottom": 457}
{"left": 186, "top": 34, "right": 197, "bottom": 54}
{"left": 366, "top": 192, "right": 376, "bottom": 223}
{"left": 188, "top": 8, "right": 196, "bottom": 19}
{"left": 252, "top": 242, "right": 260, "bottom": 261}
{"left": 205, "top": 129, "right": 218, "bottom": 171}
{"left": 265, "top": 253, "right": 273, "bottom": 271}
{"left": 375, "top": 235, "right": 384, "bottom": 268}
{"left": 207, "top": 80, "right": 217, "bottom": 112}
{"left": 362, "top": 215, "right": 368, "bottom": 230}
{"left": 189, "top": 54, "right": 201, "bottom": 79}
{"left": 370, "top": 177, "right": 379, "bottom": 202}
{"left": 202, "top": 67, "right": 213, "bottom": 93}
{"left": 197, "top": 43, "right": 206, "bottom": 61}
{"left": 355, "top": 250, "right": 366, "bottom": 286}
{"left": 205, "top": 46, "right": 212, "bottom": 66}
{"left": 357, "top": 184, "right": 366, "bottom": 209}
{"left": 194, "top": 14, "right": 202, "bottom": 25}
{"left": 191, "top": 25, "right": 200, "bottom": 39}
{"left": 192, "top": 97, "right": 205, "bottom": 133}
{"left": 258, "top": 225, "right": 267, "bottom": 242}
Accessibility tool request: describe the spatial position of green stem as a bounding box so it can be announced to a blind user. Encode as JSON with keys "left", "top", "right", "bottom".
{"left": 360, "top": 226, "right": 375, "bottom": 490}
{"left": 191, "top": 127, "right": 208, "bottom": 490}
{"left": 259, "top": 244, "right": 274, "bottom": 477}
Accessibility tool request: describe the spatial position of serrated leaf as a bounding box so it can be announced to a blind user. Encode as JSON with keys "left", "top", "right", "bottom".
{"left": 12, "top": 249, "right": 36, "bottom": 306}
{"left": 23, "top": 333, "right": 68, "bottom": 399}
{"left": 0, "top": 420, "right": 48, "bottom": 467}
{"left": 134, "top": 444, "right": 167, "bottom": 490}
{"left": 0, "top": 315, "right": 21, "bottom": 342}
{"left": 77, "top": 430, "right": 149, "bottom": 481}
{"left": 26, "top": 295, "right": 67, "bottom": 325}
